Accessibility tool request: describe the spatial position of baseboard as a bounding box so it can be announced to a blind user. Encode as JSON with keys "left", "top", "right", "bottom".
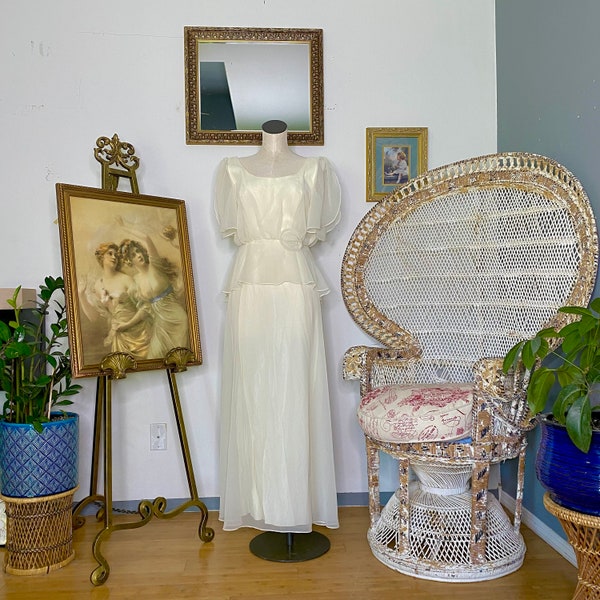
{"left": 335, "top": 491, "right": 394, "bottom": 506}
{"left": 499, "top": 490, "right": 576, "bottom": 566}
{"left": 75, "top": 492, "right": 391, "bottom": 515}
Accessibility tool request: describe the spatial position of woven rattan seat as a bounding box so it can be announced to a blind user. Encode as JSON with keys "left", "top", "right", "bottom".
{"left": 342, "top": 152, "right": 598, "bottom": 581}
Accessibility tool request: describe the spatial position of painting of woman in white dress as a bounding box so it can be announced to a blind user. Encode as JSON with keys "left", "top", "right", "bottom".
{"left": 118, "top": 234, "right": 189, "bottom": 359}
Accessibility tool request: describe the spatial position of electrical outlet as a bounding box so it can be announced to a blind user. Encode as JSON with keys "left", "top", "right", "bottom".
{"left": 150, "top": 423, "right": 167, "bottom": 451}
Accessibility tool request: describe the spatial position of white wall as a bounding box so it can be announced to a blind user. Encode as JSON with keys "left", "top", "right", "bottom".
{"left": 0, "top": 0, "right": 497, "bottom": 503}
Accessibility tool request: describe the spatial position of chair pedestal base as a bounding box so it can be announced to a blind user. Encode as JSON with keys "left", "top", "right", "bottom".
{"left": 368, "top": 485, "right": 525, "bottom": 582}
{"left": 249, "top": 531, "right": 330, "bottom": 563}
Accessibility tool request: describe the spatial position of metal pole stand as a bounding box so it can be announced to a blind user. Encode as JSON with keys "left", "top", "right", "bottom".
{"left": 249, "top": 531, "right": 330, "bottom": 562}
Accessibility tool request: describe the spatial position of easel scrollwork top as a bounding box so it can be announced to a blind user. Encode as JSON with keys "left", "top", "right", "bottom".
{"left": 94, "top": 133, "right": 140, "bottom": 194}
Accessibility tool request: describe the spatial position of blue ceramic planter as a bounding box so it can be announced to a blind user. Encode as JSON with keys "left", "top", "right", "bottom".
{"left": 0, "top": 412, "right": 79, "bottom": 498}
{"left": 536, "top": 415, "right": 600, "bottom": 517}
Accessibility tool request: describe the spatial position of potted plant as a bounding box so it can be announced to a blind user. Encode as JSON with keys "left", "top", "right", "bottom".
{"left": 503, "top": 297, "right": 600, "bottom": 516}
{"left": 0, "top": 276, "right": 82, "bottom": 574}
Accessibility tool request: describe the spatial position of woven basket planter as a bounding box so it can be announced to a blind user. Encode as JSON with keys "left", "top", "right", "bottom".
{"left": 1, "top": 487, "right": 77, "bottom": 575}
{"left": 544, "top": 494, "right": 600, "bottom": 599}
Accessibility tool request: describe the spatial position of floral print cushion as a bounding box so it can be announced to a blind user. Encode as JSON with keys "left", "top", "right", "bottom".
{"left": 357, "top": 383, "right": 473, "bottom": 443}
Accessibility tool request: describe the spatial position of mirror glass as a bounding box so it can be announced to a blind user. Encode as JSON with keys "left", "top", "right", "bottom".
{"left": 185, "top": 27, "right": 323, "bottom": 145}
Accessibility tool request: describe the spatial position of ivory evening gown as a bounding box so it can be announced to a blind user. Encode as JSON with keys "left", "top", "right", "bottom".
{"left": 215, "top": 156, "right": 341, "bottom": 532}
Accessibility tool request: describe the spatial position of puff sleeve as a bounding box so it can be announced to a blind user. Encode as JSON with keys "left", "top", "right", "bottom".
{"left": 214, "top": 158, "right": 239, "bottom": 242}
{"left": 304, "top": 157, "right": 342, "bottom": 247}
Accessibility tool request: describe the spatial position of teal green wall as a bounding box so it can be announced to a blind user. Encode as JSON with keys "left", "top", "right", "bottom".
{"left": 496, "top": 0, "right": 600, "bottom": 538}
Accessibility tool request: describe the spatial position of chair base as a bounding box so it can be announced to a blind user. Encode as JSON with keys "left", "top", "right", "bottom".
{"left": 367, "top": 485, "right": 525, "bottom": 582}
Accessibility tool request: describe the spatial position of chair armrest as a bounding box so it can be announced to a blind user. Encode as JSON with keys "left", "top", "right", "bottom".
{"left": 343, "top": 346, "right": 413, "bottom": 379}
{"left": 343, "top": 345, "right": 421, "bottom": 395}
{"left": 473, "top": 357, "right": 536, "bottom": 432}
{"left": 342, "top": 345, "right": 370, "bottom": 381}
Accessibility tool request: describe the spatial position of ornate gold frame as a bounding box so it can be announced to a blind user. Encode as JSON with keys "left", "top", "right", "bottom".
{"left": 55, "top": 184, "right": 202, "bottom": 378}
{"left": 366, "top": 127, "right": 428, "bottom": 202}
{"left": 184, "top": 26, "right": 324, "bottom": 145}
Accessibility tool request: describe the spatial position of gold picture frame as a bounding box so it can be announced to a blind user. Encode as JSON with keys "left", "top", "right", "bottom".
{"left": 366, "top": 127, "right": 428, "bottom": 202}
{"left": 184, "top": 26, "right": 324, "bottom": 145}
{"left": 56, "top": 184, "right": 202, "bottom": 378}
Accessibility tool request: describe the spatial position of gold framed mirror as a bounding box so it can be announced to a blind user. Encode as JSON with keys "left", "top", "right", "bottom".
{"left": 184, "top": 27, "right": 324, "bottom": 145}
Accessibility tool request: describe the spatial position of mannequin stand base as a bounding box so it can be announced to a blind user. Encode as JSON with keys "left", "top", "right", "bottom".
{"left": 249, "top": 531, "right": 330, "bottom": 562}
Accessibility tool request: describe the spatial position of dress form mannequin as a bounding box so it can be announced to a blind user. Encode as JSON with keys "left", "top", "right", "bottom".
{"left": 242, "top": 120, "right": 331, "bottom": 563}
{"left": 215, "top": 117, "right": 340, "bottom": 562}
{"left": 239, "top": 120, "right": 305, "bottom": 178}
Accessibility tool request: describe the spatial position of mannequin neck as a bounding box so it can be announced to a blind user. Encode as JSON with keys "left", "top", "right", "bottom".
{"left": 260, "top": 130, "right": 292, "bottom": 156}
{"left": 239, "top": 129, "right": 306, "bottom": 177}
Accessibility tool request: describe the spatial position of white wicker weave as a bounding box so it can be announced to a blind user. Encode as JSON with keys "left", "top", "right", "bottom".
{"left": 342, "top": 153, "right": 598, "bottom": 581}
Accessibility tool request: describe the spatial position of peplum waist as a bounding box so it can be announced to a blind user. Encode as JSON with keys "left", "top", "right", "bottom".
{"left": 222, "top": 239, "right": 330, "bottom": 296}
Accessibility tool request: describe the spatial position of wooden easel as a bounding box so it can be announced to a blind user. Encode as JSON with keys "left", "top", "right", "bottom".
{"left": 71, "top": 134, "right": 213, "bottom": 586}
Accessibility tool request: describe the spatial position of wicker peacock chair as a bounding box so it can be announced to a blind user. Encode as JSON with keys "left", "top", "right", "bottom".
{"left": 342, "top": 152, "right": 598, "bottom": 581}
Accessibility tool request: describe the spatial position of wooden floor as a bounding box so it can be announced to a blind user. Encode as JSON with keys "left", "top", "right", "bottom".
{"left": 0, "top": 507, "right": 577, "bottom": 599}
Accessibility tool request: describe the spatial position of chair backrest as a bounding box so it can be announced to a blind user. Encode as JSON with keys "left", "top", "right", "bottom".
{"left": 342, "top": 153, "right": 598, "bottom": 373}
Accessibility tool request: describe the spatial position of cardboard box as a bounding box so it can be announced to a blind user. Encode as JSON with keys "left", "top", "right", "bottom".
{"left": 0, "top": 288, "right": 37, "bottom": 310}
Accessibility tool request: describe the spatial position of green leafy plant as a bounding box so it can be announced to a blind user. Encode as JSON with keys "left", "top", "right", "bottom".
{"left": 503, "top": 298, "right": 600, "bottom": 453}
{"left": 0, "top": 276, "right": 81, "bottom": 432}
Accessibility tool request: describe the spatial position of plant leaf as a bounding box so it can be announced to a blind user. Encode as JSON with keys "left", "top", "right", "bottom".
{"left": 33, "top": 374, "right": 52, "bottom": 387}
{"left": 561, "top": 330, "right": 586, "bottom": 357}
{"left": 0, "top": 321, "right": 11, "bottom": 342}
{"left": 54, "top": 399, "right": 74, "bottom": 406}
{"left": 559, "top": 305, "right": 593, "bottom": 317}
{"left": 4, "top": 341, "right": 33, "bottom": 359}
{"left": 557, "top": 365, "right": 585, "bottom": 388}
{"left": 527, "top": 369, "right": 556, "bottom": 414}
{"left": 522, "top": 340, "right": 540, "bottom": 370}
{"left": 565, "top": 395, "right": 592, "bottom": 453}
{"left": 552, "top": 383, "right": 584, "bottom": 424}
{"left": 589, "top": 297, "right": 600, "bottom": 313}
{"left": 503, "top": 341, "right": 525, "bottom": 373}
{"left": 7, "top": 286, "right": 21, "bottom": 310}
{"left": 536, "top": 327, "right": 560, "bottom": 339}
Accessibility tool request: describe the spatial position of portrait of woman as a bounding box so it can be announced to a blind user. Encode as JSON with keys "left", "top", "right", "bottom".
{"left": 78, "top": 242, "right": 151, "bottom": 362}
{"left": 118, "top": 231, "right": 189, "bottom": 359}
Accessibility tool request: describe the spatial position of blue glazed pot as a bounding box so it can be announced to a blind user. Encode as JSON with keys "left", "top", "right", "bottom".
{"left": 0, "top": 412, "right": 79, "bottom": 498}
{"left": 536, "top": 415, "right": 600, "bottom": 517}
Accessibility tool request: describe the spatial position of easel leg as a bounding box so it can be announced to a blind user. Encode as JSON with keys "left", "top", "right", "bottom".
{"left": 90, "top": 375, "right": 104, "bottom": 498}
{"left": 90, "top": 375, "right": 113, "bottom": 586}
{"left": 72, "top": 376, "right": 106, "bottom": 528}
{"left": 153, "top": 366, "right": 214, "bottom": 543}
{"left": 88, "top": 371, "right": 154, "bottom": 586}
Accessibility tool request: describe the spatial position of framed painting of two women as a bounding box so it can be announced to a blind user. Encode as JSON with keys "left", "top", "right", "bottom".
{"left": 56, "top": 183, "right": 202, "bottom": 378}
